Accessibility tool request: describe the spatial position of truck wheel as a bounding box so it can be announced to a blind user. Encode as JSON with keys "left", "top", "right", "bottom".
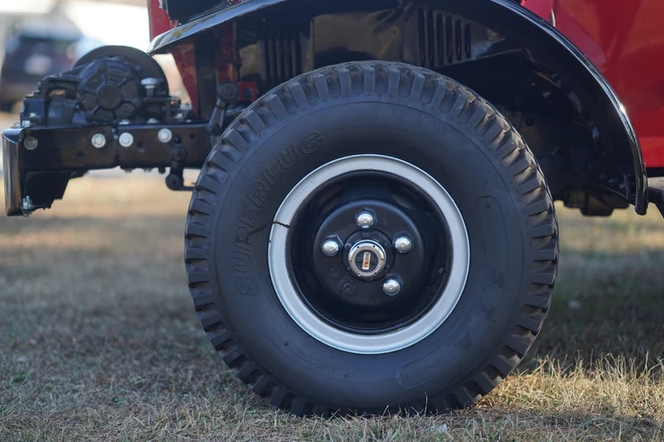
{"left": 185, "top": 61, "right": 558, "bottom": 415}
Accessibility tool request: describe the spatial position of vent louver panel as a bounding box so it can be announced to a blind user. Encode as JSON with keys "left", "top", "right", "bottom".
{"left": 263, "top": 28, "right": 303, "bottom": 89}
{"left": 418, "top": 10, "right": 472, "bottom": 69}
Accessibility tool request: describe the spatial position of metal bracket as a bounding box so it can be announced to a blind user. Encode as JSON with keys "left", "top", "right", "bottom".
{"left": 647, "top": 177, "right": 664, "bottom": 218}
{"left": 206, "top": 81, "right": 241, "bottom": 147}
{"left": 165, "top": 139, "right": 194, "bottom": 191}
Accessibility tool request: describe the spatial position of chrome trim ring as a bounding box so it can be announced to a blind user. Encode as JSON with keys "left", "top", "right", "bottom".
{"left": 268, "top": 154, "right": 470, "bottom": 355}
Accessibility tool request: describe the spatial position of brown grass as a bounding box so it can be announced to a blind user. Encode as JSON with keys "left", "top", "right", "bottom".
{"left": 1, "top": 174, "right": 664, "bottom": 441}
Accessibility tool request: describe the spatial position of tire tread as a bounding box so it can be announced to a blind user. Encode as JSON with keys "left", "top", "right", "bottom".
{"left": 184, "top": 61, "right": 558, "bottom": 416}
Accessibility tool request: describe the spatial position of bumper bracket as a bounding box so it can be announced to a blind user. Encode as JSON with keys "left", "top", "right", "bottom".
{"left": 2, "top": 128, "right": 24, "bottom": 216}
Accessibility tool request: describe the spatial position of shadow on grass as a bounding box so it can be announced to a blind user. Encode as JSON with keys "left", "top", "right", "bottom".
{"left": 524, "top": 252, "right": 664, "bottom": 373}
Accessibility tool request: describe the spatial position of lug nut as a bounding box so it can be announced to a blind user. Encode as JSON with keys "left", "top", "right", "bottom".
{"left": 383, "top": 279, "right": 401, "bottom": 296}
{"left": 322, "top": 239, "right": 340, "bottom": 257}
{"left": 24, "top": 136, "right": 38, "bottom": 150}
{"left": 158, "top": 128, "right": 173, "bottom": 143}
{"left": 356, "top": 211, "right": 375, "bottom": 229}
{"left": 394, "top": 236, "right": 413, "bottom": 253}
{"left": 91, "top": 133, "right": 106, "bottom": 149}
{"left": 118, "top": 132, "right": 134, "bottom": 148}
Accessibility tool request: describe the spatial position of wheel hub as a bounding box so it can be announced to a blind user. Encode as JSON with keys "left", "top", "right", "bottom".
{"left": 342, "top": 229, "right": 395, "bottom": 283}
{"left": 310, "top": 198, "right": 430, "bottom": 312}
{"left": 347, "top": 240, "right": 386, "bottom": 279}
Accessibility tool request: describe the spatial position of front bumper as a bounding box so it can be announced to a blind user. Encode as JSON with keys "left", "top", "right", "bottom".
{"left": 2, "top": 126, "right": 93, "bottom": 217}
{"left": 2, "top": 122, "right": 212, "bottom": 216}
{"left": 2, "top": 128, "right": 24, "bottom": 216}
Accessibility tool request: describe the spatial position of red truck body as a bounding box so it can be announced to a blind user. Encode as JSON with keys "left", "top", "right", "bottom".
{"left": 524, "top": 0, "right": 664, "bottom": 169}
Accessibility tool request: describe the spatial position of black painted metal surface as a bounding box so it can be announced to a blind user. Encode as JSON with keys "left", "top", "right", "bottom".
{"left": 2, "top": 123, "right": 212, "bottom": 216}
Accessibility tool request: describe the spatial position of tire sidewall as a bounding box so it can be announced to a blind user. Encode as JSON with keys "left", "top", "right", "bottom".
{"left": 207, "top": 98, "right": 526, "bottom": 409}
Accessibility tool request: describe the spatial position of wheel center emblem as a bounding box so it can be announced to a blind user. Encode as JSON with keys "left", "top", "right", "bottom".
{"left": 362, "top": 251, "right": 372, "bottom": 270}
{"left": 348, "top": 240, "right": 387, "bottom": 279}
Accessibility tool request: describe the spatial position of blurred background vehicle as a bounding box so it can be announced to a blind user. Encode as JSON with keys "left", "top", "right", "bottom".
{"left": 0, "top": 22, "right": 103, "bottom": 112}
{"left": 0, "top": 0, "right": 183, "bottom": 118}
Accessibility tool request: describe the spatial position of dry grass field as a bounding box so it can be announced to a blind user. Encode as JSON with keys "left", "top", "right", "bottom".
{"left": 1, "top": 173, "right": 664, "bottom": 441}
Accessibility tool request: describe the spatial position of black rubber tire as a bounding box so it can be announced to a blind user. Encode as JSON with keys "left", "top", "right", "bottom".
{"left": 185, "top": 61, "right": 558, "bottom": 416}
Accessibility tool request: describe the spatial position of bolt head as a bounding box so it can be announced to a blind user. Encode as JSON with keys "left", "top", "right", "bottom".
{"left": 118, "top": 132, "right": 134, "bottom": 148}
{"left": 91, "top": 133, "right": 106, "bottom": 149}
{"left": 394, "top": 236, "right": 413, "bottom": 253}
{"left": 322, "top": 239, "right": 340, "bottom": 257}
{"left": 141, "top": 77, "right": 159, "bottom": 88}
{"left": 383, "top": 279, "right": 401, "bottom": 296}
{"left": 21, "top": 196, "right": 33, "bottom": 210}
{"left": 356, "top": 211, "right": 375, "bottom": 229}
{"left": 158, "top": 128, "right": 173, "bottom": 143}
{"left": 24, "top": 136, "right": 38, "bottom": 150}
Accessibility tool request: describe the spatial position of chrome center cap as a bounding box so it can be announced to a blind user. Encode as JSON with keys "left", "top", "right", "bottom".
{"left": 348, "top": 240, "right": 387, "bottom": 279}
